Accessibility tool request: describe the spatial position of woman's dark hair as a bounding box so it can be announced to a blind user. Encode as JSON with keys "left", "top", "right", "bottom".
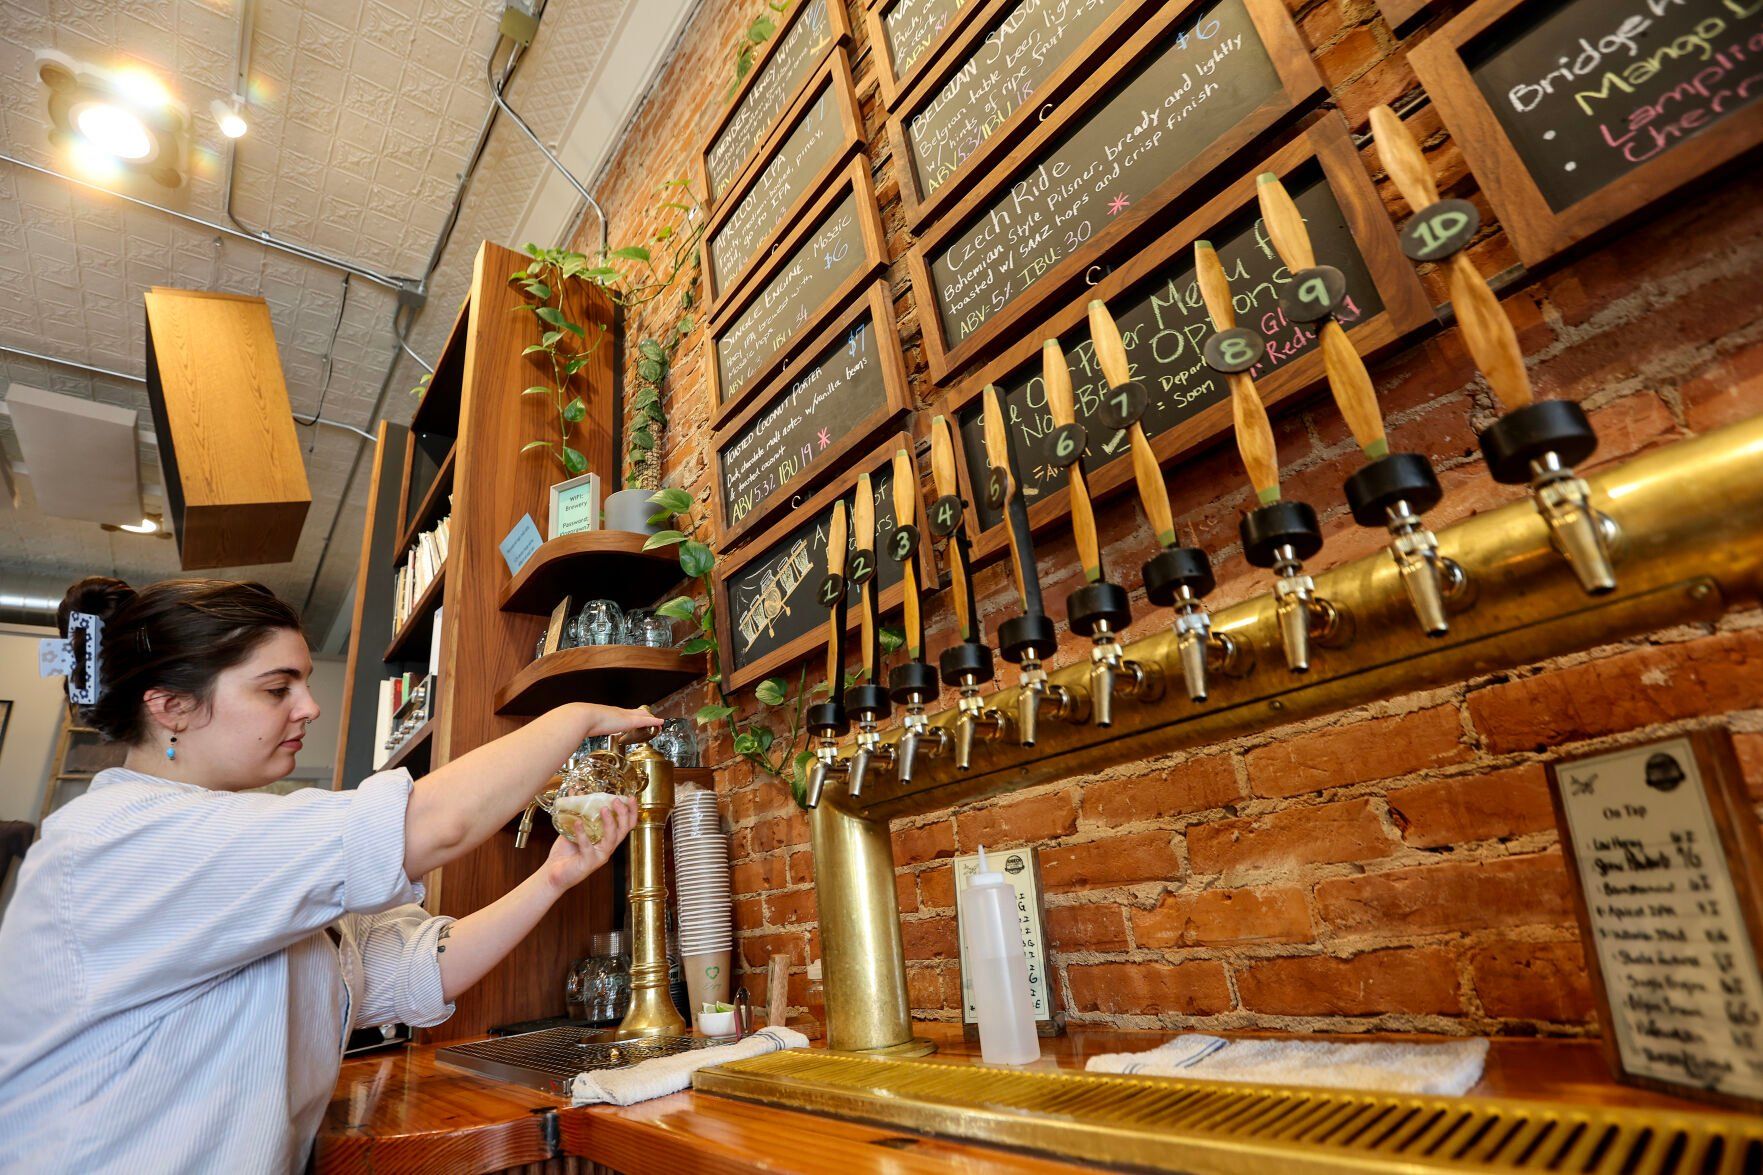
{"left": 57, "top": 576, "right": 304, "bottom": 744}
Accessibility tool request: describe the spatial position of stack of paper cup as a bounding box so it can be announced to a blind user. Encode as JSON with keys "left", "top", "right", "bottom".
{"left": 672, "top": 789, "right": 732, "bottom": 1021}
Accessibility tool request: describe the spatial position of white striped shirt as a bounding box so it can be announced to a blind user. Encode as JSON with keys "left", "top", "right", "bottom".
{"left": 0, "top": 766, "right": 455, "bottom": 1173}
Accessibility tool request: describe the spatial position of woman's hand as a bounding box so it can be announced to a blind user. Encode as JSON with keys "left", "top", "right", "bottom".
{"left": 578, "top": 704, "right": 665, "bottom": 739}
{"left": 542, "top": 796, "right": 639, "bottom": 892}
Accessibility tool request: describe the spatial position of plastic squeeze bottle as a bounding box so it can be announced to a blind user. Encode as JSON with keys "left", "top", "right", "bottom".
{"left": 958, "top": 846, "right": 1040, "bottom": 1064}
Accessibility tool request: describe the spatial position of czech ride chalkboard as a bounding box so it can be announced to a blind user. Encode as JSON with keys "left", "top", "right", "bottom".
{"left": 1467, "top": 0, "right": 1763, "bottom": 213}
{"left": 704, "top": 0, "right": 839, "bottom": 201}
{"left": 904, "top": 0, "right": 1130, "bottom": 202}
{"left": 954, "top": 170, "right": 1383, "bottom": 530}
{"left": 924, "top": 0, "right": 1283, "bottom": 351}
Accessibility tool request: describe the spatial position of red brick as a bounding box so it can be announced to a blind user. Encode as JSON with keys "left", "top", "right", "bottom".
{"left": 955, "top": 789, "right": 1078, "bottom": 850}
{"left": 1247, "top": 707, "right": 1469, "bottom": 798}
{"left": 788, "top": 849, "right": 814, "bottom": 886}
{"left": 1387, "top": 763, "right": 1559, "bottom": 849}
{"left": 733, "top": 896, "right": 763, "bottom": 930}
{"left": 893, "top": 820, "right": 957, "bottom": 865}
{"left": 1236, "top": 948, "right": 1462, "bottom": 1016}
{"left": 1470, "top": 940, "right": 1596, "bottom": 1023}
{"left": 1081, "top": 756, "right": 1241, "bottom": 825}
{"left": 907, "top": 964, "right": 949, "bottom": 1011}
{"left": 1466, "top": 630, "right": 1763, "bottom": 754}
{"left": 743, "top": 807, "right": 810, "bottom": 855}
{"left": 1315, "top": 853, "right": 1575, "bottom": 936}
{"left": 740, "top": 931, "right": 808, "bottom": 970}
{"left": 1046, "top": 903, "right": 1130, "bottom": 953}
{"left": 731, "top": 856, "right": 789, "bottom": 897}
{"left": 1737, "top": 732, "right": 1763, "bottom": 801}
{"left": 762, "top": 888, "right": 817, "bottom": 927}
{"left": 1131, "top": 886, "right": 1313, "bottom": 948}
{"left": 1040, "top": 830, "right": 1182, "bottom": 893}
{"left": 1680, "top": 342, "right": 1763, "bottom": 432}
{"left": 895, "top": 870, "right": 919, "bottom": 914}
{"left": 1066, "top": 961, "right": 1232, "bottom": 1016}
{"left": 918, "top": 864, "right": 956, "bottom": 909}
{"left": 1580, "top": 394, "right": 1679, "bottom": 474}
{"left": 901, "top": 916, "right": 958, "bottom": 962}
{"left": 1187, "top": 798, "right": 1397, "bottom": 874}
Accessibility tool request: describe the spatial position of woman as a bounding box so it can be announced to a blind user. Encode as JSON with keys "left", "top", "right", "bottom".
{"left": 0, "top": 576, "right": 659, "bottom": 1171}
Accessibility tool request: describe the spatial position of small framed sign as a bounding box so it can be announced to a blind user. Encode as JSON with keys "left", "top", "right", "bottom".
{"left": 548, "top": 472, "right": 601, "bottom": 540}
{"left": 542, "top": 595, "right": 572, "bottom": 658}
{"left": 1547, "top": 728, "right": 1763, "bottom": 1111}
{"left": 952, "top": 846, "right": 1063, "bottom": 1039}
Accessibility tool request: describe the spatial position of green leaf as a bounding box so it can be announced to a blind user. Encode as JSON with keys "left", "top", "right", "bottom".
{"left": 695, "top": 702, "right": 735, "bottom": 726}
{"left": 561, "top": 445, "right": 587, "bottom": 475}
{"left": 559, "top": 319, "right": 586, "bottom": 338}
{"left": 879, "top": 626, "right": 905, "bottom": 654}
{"left": 648, "top": 487, "right": 693, "bottom": 514}
{"left": 522, "top": 344, "right": 548, "bottom": 356}
{"left": 677, "top": 313, "right": 695, "bottom": 334}
{"left": 755, "top": 677, "right": 787, "bottom": 706}
{"left": 638, "top": 338, "right": 666, "bottom": 362}
{"left": 520, "top": 440, "right": 553, "bottom": 454}
{"left": 641, "top": 403, "right": 666, "bottom": 425}
{"left": 655, "top": 225, "right": 673, "bottom": 241}
{"left": 522, "top": 385, "right": 552, "bottom": 397}
{"left": 680, "top": 636, "right": 713, "bottom": 655}
{"left": 541, "top": 330, "right": 562, "bottom": 347}
{"left": 655, "top": 596, "right": 697, "bottom": 620}
{"left": 643, "top": 529, "right": 687, "bottom": 550}
{"left": 637, "top": 358, "right": 663, "bottom": 383}
{"left": 678, "top": 538, "right": 714, "bottom": 579}
{"left": 698, "top": 607, "right": 714, "bottom": 633}
{"left": 523, "top": 281, "right": 552, "bottom": 300}
{"left": 747, "top": 16, "right": 775, "bottom": 42}
{"left": 535, "top": 306, "right": 567, "bottom": 326}
{"left": 609, "top": 245, "right": 652, "bottom": 264}
{"left": 629, "top": 428, "right": 655, "bottom": 451}
{"left": 732, "top": 730, "right": 761, "bottom": 756}
{"left": 632, "top": 388, "right": 661, "bottom": 410}
{"left": 754, "top": 725, "right": 774, "bottom": 753}
{"left": 583, "top": 266, "right": 620, "bottom": 280}
{"left": 563, "top": 396, "right": 586, "bottom": 423}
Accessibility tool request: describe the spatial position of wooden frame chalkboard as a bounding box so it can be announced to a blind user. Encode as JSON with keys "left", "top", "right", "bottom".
{"left": 865, "top": 0, "right": 991, "bottom": 110}
{"left": 885, "top": 0, "right": 1170, "bottom": 233}
{"left": 698, "top": 0, "right": 853, "bottom": 206}
{"left": 710, "top": 281, "right": 913, "bottom": 551}
{"left": 713, "top": 431, "right": 938, "bottom": 692}
{"left": 936, "top": 113, "right": 1433, "bottom": 566}
{"left": 1547, "top": 728, "right": 1763, "bottom": 1112}
{"left": 706, "top": 158, "right": 889, "bottom": 427}
{"left": 1412, "top": 0, "right": 1763, "bottom": 267}
{"left": 703, "top": 47, "right": 864, "bottom": 316}
{"left": 905, "top": 0, "right": 1326, "bottom": 387}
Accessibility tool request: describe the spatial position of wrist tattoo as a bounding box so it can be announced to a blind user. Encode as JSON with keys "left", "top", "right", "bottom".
{"left": 436, "top": 924, "right": 453, "bottom": 954}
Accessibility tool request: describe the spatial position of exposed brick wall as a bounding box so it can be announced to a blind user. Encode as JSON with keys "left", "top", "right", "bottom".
{"left": 573, "top": 0, "right": 1763, "bottom": 1038}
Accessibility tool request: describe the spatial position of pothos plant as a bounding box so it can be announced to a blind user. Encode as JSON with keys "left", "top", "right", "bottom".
{"left": 726, "top": 1, "right": 794, "bottom": 103}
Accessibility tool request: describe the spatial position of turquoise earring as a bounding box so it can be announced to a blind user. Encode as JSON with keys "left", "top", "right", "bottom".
{"left": 166, "top": 734, "right": 177, "bottom": 762}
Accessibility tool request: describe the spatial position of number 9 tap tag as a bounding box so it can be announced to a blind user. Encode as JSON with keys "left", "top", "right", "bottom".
{"left": 1279, "top": 265, "right": 1347, "bottom": 324}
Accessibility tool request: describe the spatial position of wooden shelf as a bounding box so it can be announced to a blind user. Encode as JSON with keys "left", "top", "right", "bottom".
{"left": 395, "top": 445, "right": 454, "bottom": 556}
{"left": 498, "top": 530, "right": 688, "bottom": 615}
{"left": 494, "top": 645, "right": 706, "bottom": 715}
{"left": 384, "top": 563, "right": 446, "bottom": 663}
{"left": 382, "top": 719, "right": 433, "bottom": 773}
{"left": 409, "top": 304, "right": 469, "bottom": 437}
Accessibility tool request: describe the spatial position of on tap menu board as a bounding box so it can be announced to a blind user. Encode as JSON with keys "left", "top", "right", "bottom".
{"left": 876, "top": 0, "right": 971, "bottom": 93}
{"left": 702, "top": 0, "right": 842, "bottom": 201}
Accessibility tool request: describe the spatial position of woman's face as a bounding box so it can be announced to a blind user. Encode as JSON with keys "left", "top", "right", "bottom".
{"left": 175, "top": 628, "right": 321, "bottom": 790}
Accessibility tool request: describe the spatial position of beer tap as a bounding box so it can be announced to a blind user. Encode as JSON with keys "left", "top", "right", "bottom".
{"left": 804, "top": 500, "right": 851, "bottom": 809}
{"left": 1369, "top": 104, "right": 1618, "bottom": 594}
{"left": 1042, "top": 338, "right": 1161, "bottom": 726}
{"left": 886, "top": 445, "right": 946, "bottom": 783}
{"left": 1256, "top": 171, "right": 1465, "bottom": 636}
{"left": 982, "top": 383, "right": 1088, "bottom": 746}
{"left": 843, "top": 473, "right": 891, "bottom": 797}
{"left": 930, "top": 414, "right": 1005, "bottom": 771}
{"left": 1088, "top": 299, "right": 1245, "bottom": 701}
{"left": 1195, "top": 240, "right": 1343, "bottom": 673}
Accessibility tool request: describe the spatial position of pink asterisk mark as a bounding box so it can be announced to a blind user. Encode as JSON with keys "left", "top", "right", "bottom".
{"left": 1107, "top": 193, "right": 1130, "bottom": 216}
{"left": 817, "top": 428, "right": 832, "bottom": 449}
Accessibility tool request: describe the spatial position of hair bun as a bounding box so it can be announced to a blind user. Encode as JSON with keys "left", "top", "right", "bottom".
{"left": 58, "top": 576, "right": 136, "bottom": 637}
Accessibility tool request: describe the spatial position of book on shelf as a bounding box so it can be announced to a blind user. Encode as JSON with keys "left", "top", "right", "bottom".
{"left": 372, "top": 679, "right": 394, "bottom": 770}
{"left": 390, "top": 513, "right": 451, "bottom": 634}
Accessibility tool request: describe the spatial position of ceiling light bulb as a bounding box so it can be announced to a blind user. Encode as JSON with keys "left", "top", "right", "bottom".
{"left": 112, "top": 69, "right": 171, "bottom": 109}
{"left": 75, "top": 102, "right": 153, "bottom": 160}
{"left": 211, "top": 98, "right": 247, "bottom": 139}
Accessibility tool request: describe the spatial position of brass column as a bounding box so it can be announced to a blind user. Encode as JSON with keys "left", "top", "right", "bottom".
{"left": 617, "top": 743, "right": 688, "bottom": 1038}
{"left": 811, "top": 791, "right": 934, "bottom": 1056}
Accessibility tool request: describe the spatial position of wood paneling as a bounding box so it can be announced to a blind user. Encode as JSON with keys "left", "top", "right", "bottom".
{"left": 333, "top": 421, "right": 410, "bottom": 792}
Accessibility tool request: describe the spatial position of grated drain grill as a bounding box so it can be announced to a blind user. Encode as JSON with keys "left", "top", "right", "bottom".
{"left": 692, "top": 1050, "right": 1763, "bottom": 1174}
{"left": 436, "top": 1026, "right": 714, "bottom": 1096}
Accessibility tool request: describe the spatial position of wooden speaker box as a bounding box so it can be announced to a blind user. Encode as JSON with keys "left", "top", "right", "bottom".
{"left": 143, "top": 287, "right": 311, "bottom": 569}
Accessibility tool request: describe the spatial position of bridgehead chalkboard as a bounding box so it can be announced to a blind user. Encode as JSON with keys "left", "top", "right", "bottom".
{"left": 926, "top": 0, "right": 1283, "bottom": 351}
{"left": 704, "top": 0, "right": 837, "bottom": 201}
{"left": 1467, "top": 0, "right": 1763, "bottom": 213}
{"left": 905, "top": 0, "right": 1130, "bottom": 202}
{"left": 954, "top": 170, "right": 1383, "bottom": 530}
{"left": 883, "top": 0, "right": 968, "bottom": 81}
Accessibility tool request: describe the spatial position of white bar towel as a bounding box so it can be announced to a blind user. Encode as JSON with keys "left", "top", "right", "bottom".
{"left": 1086, "top": 1034, "right": 1489, "bottom": 1096}
{"left": 570, "top": 1026, "right": 811, "bottom": 1106}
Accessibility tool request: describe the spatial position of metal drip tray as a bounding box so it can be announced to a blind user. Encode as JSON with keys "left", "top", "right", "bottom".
{"left": 436, "top": 1026, "right": 715, "bottom": 1096}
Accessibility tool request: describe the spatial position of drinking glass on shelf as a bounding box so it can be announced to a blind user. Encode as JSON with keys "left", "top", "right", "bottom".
{"left": 570, "top": 599, "right": 624, "bottom": 646}
{"left": 656, "top": 718, "right": 699, "bottom": 767}
{"left": 625, "top": 607, "right": 672, "bottom": 648}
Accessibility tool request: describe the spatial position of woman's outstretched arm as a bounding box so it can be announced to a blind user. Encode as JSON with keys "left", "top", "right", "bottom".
{"left": 401, "top": 702, "right": 658, "bottom": 878}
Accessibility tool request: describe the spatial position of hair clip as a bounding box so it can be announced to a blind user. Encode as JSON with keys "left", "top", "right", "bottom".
{"left": 38, "top": 611, "right": 103, "bottom": 704}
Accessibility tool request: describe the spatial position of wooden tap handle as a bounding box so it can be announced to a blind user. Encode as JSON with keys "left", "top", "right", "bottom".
{"left": 854, "top": 473, "right": 876, "bottom": 676}
{"left": 1197, "top": 242, "right": 1281, "bottom": 502}
{"left": 824, "top": 500, "right": 847, "bottom": 689}
{"left": 929, "top": 415, "right": 974, "bottom": 642}
{"left": 1044, "top": 341, "right": 1101, "bottom": 582}
{"left": 1089, "top": 300, "right": 1176, "bottom": 547}
{"left": 1088, "top": 299, "right": 1131, "bottom": 386}
{"left": 1256, "top": 172, "right": 1316, "bottom": 271}
{"left": 982, "top": 384, "right": 1030, "bottom": 608}
{"left": 891, "top": 447, "right": 923, "bottom": 660}
{"left": 1369, "top": 104, "right": 1442, "bottom": 211}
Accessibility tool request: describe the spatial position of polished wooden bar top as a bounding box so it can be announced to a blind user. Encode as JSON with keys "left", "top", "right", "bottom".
{"left": 317, "top": 1023, "right": 1744, "bottom": 1174}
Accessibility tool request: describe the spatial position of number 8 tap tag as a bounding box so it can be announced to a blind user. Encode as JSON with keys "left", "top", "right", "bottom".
{"left": 1203, "top": 327, "right": 1267, "bottom": 375}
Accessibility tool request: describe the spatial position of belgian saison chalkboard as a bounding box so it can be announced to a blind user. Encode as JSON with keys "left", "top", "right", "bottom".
{"left": 906, "top": 0, "right": 1130, "bottom": 201}
{"left": 719, "top": 305, "right": 891, "bottom": 531}
{"left": 928, "top": 0, "right": 1281, "bottom": 348}
{"left": 715, "top": 189, "right": 866, "bottom": 406}
{"left": 709, "top": 72, "right": 848, "bottom": 296}
{"left": 1468, "top": 0, "right": 1763, "bottom": 213}
{"left": 705, "top": 0, "right": 835, "bottom": 200}
{"left": 956, "top": 172, "right": 1382, "bottom": 530}
{"left": 883, "top": 0, "right": 968, "bottom": 80}
{"left": 725, "top": 454, "right": 906, "bottom": 676}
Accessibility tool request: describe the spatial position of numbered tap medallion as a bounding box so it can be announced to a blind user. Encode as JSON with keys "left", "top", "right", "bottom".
{"left": 1400, "top": 199, "right": 1480, "bottom": 263}
{"left": 985, "top": 467, "right": 1009, "bottom": 510}
{"left": 1202, "top": 327, "right": 1266, "bottom": 375}
{"left": 1279, "top": 265, "right": 1347, "bottom": 324}
{"left": 928, "top": 494, "right": 963, "bottom": 538}
{"left": 816, "top": 573, "right": 845, "bottom": 608}
{"left": 1045, "top": 423, "right": 1087, "bottom": 470}
{"left": 1096, "top": 380, "right": 1148, "bottom": 432}
{"left": 890, "top": 524, "right": 920, "bottom": 563}
{"left": 847, "top": 547, "right": 876, "bottom": 586}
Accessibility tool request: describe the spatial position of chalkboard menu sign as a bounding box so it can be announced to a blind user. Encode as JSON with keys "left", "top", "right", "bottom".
{"left": 714, "top": 434, "right": 935, "bottom": 689}
{"left": 709, "top": 160, "right": 888, "bottom": 419}
{"left": 1549, "top": 730, "right": 1763, "bottom": 1111}
{"left": 702, "top": 0, "right": 846, "bottom": 202}
{"left": 705, "top": 53, "right": 861, "bottom": 306}
{"left": 955, "top": 170, "right": 1382, "bottom": 531}
{"left": 1414, "top": 0, "right": 1763, "bottom": 265}
{"left": 713, "top": 283, "right": 910, "bottom": 547}
{"left": 907, "top": 0, "right": 1322, "bottom": 382}
{"left": 869, "top": 0, "right": 978, "bottom": 106}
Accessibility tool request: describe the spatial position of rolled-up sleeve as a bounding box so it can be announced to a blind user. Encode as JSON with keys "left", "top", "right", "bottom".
{"left": 351, "top": 906, "right": 456, "bottom": 1028}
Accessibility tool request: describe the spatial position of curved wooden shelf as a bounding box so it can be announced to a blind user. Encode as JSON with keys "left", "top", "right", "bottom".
{"left": 495, "top": 645, "right": 706, "bottom": 715}
{"left": 384, "top": 563, "right": 446, "bottom": 663}
{"left": 499, "top": 530, "right": 687, "bottom": 615}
